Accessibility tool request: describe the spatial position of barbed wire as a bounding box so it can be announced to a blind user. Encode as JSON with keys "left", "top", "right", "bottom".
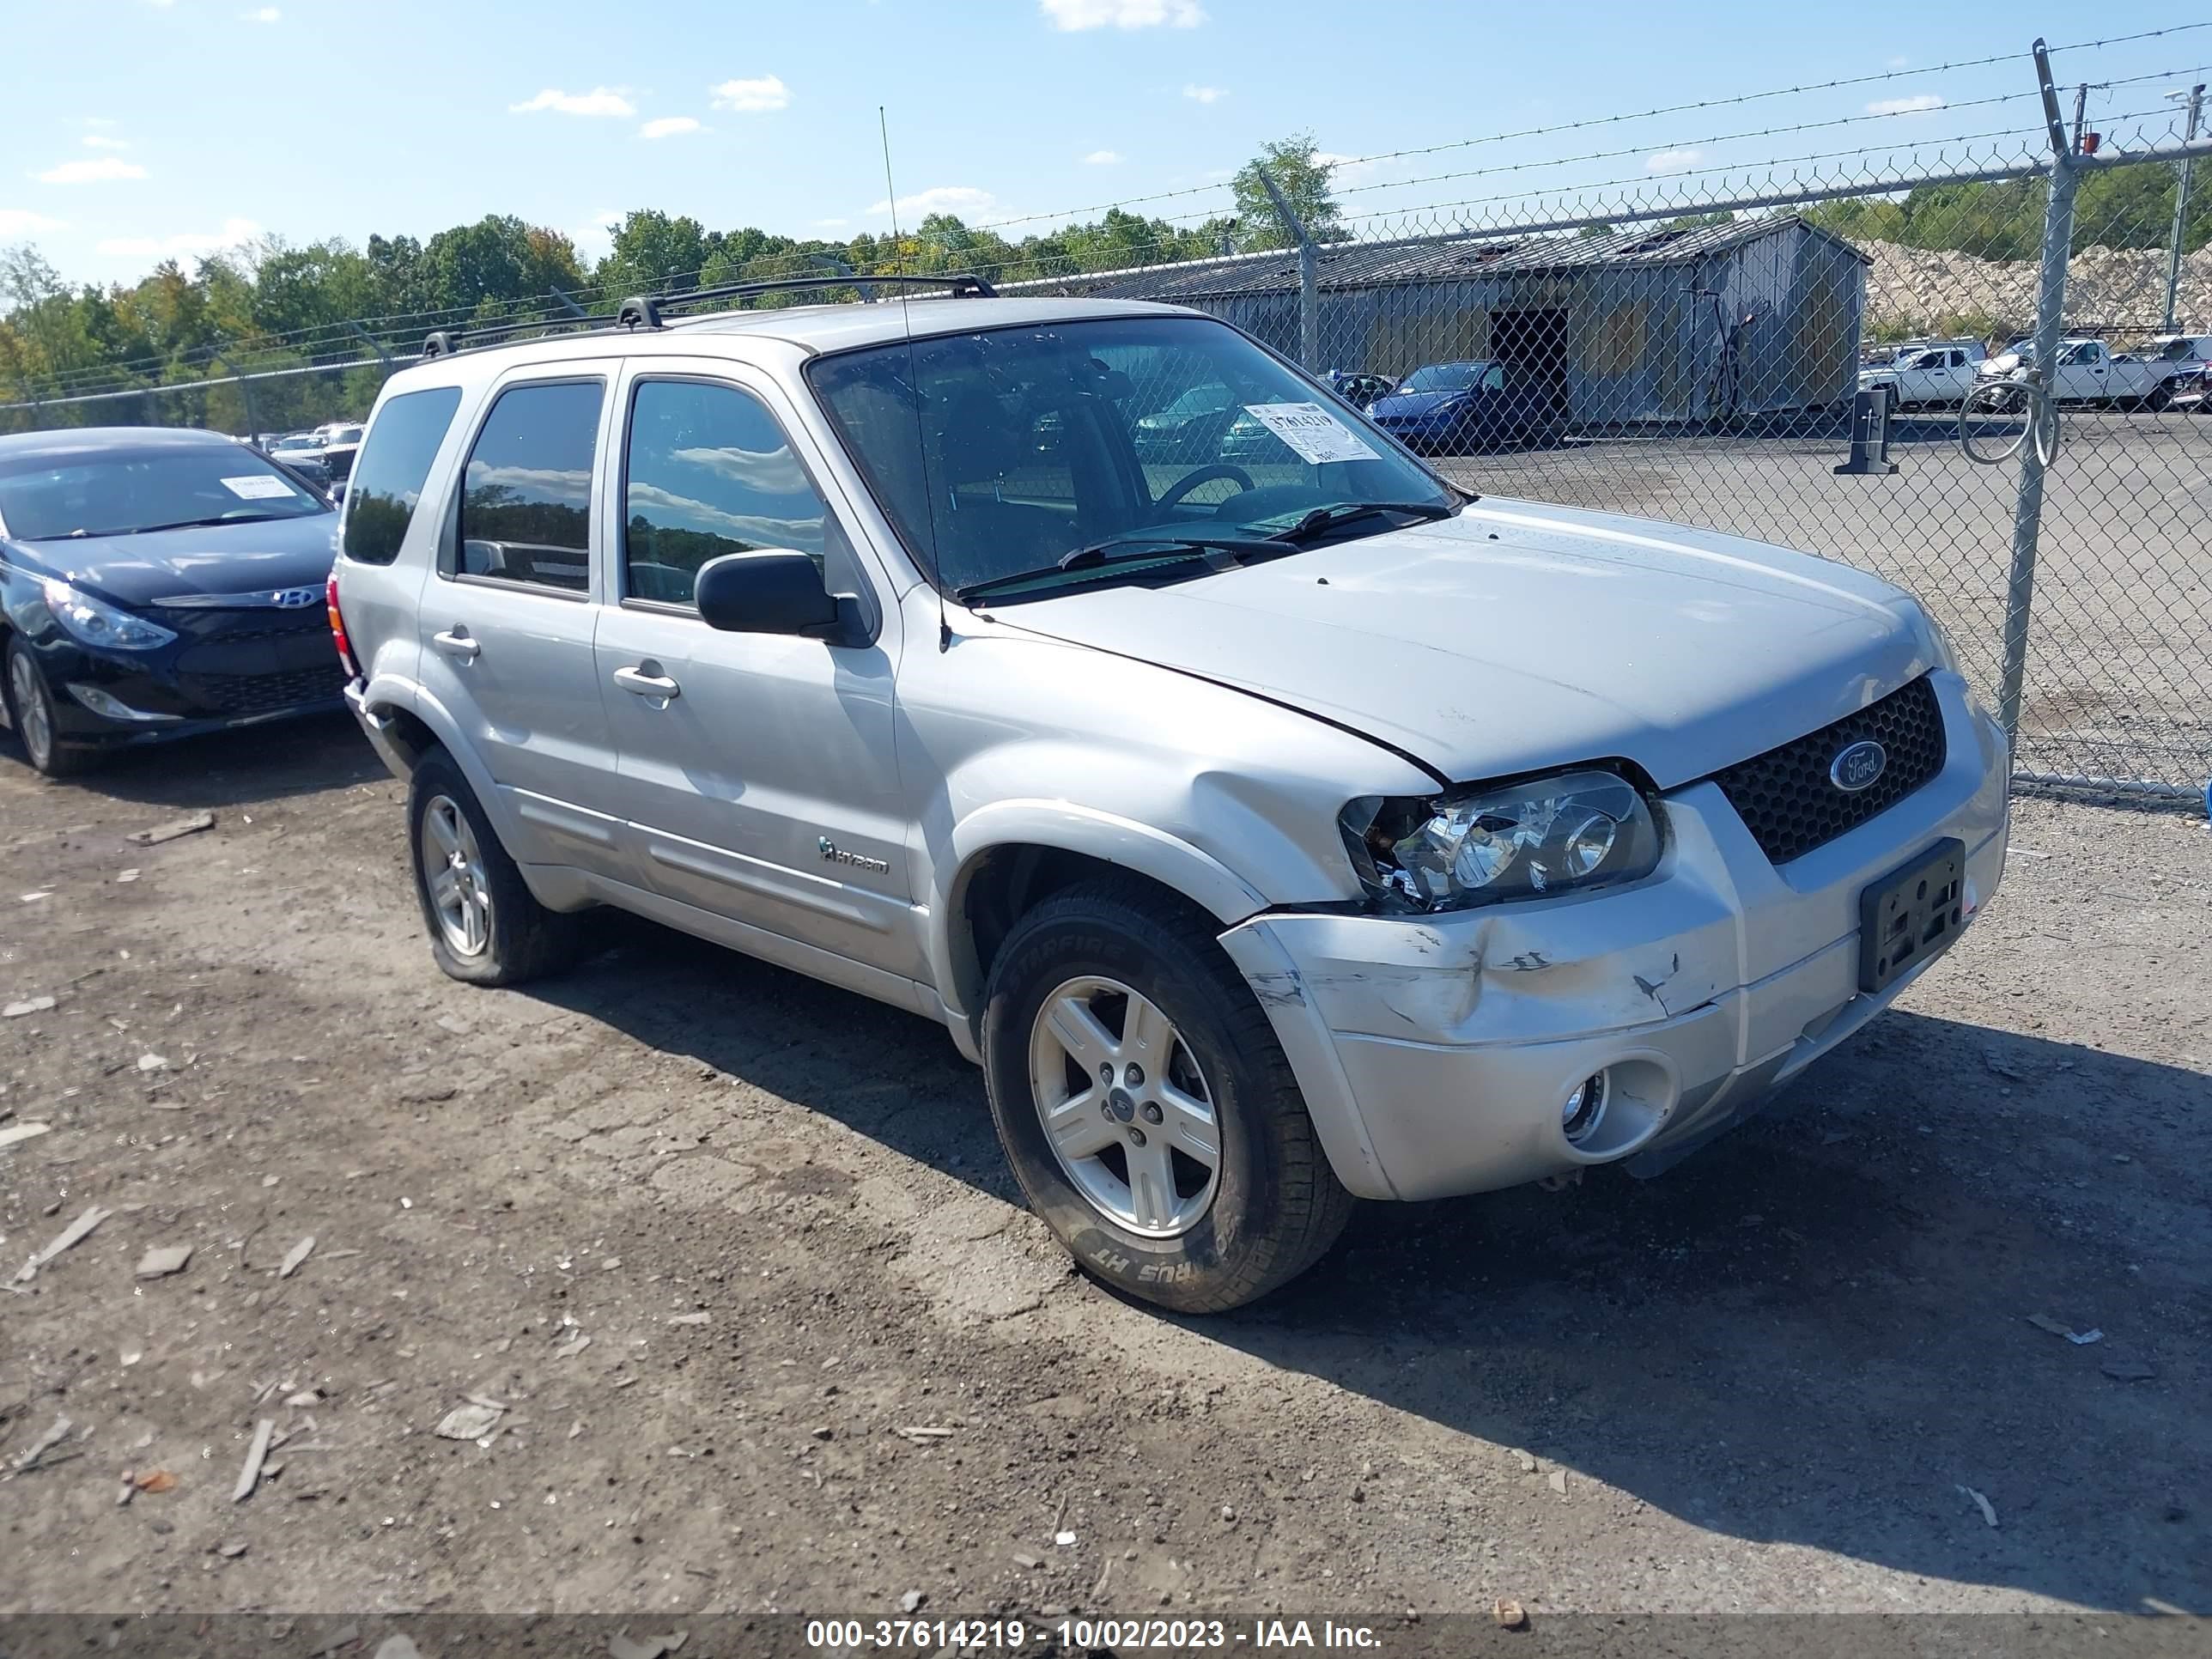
{"left": 963, "top": 21, "right": 2212, "bottom": 234}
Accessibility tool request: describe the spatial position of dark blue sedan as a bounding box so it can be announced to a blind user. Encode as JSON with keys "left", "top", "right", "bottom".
{"left": 0, "top": 427, "right": 344, "bottom": 776}
{"left": 1366, "top": 360, "right": 1541, "bottom": 454}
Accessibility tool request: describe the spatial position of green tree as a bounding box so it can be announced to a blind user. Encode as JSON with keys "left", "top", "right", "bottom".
{"left": 1231, "top": 132, "right": 1346, "bottom": 251}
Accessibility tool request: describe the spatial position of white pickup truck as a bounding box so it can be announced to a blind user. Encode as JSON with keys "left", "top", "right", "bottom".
{"left": 1858, "top": 341, "right": 1986, "bottom": 409}
{"left": 1975, "top": 334, "right": 2212, "bottom": 409}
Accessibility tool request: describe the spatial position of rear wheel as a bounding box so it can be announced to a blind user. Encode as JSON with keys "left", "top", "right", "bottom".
{"left": 3, "top": 640, "right": 94, "bottom": 778}
{"left": 2146, "top": 382, "right": 2173, "bottom": 412}
{"left": 981, "top": 878, "right": 1354, "bottom": 1312}
{"left": 407, "top": 750, "right": 581, "bottom": 986}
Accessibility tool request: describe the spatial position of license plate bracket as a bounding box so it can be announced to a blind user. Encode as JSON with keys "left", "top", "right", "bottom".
{"left": 1858, "top": 836, "right": 1966, "bottom": 995}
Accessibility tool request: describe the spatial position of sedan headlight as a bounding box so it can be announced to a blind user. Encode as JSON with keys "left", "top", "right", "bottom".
{"left": 40, "top": 577, "right": 177, "bottom": 652}
{"left": 1340, "top": 769, "right": 1662, "bottom": 910}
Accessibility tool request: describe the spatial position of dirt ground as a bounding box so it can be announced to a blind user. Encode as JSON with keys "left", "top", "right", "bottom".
{"left": 2, "top": 711, "right": 2207, "bottom": 1624}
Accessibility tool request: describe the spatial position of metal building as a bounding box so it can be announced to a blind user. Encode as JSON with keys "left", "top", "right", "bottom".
{"left": 1049, "top": 214, "right": 1871, "bottom": 428}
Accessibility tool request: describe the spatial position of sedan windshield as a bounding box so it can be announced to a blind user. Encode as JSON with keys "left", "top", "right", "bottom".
{"left": 0, "top": 446, "right": 331, "bottom": 540}
{"left": 807, "top": 316, "right": 1455, "bottom": 597}
{"left": 1397, "top": 361, "right": 1494, "bottom": 393}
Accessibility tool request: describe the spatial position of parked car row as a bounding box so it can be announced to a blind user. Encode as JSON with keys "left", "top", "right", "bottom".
{"left": 3, "top": 288, "right": 2011, "bottom": 1316}
{"left": 253, "top": 420, "right": 369, "bottom": 495}
{"left": 1973, "top": 334, "right": 2212, "bottom": 410}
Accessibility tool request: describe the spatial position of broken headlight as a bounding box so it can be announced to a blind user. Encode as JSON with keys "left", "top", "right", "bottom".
{"left": 1339, "top": 770, "right": 1662, "bottom": 911}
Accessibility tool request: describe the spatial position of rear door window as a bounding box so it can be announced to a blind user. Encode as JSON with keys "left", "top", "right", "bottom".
{"left": 452, "top": 380, "right": 605, "bottom": 594}
{"left": 342, "top": 386, "right": 463, "bottom": 565}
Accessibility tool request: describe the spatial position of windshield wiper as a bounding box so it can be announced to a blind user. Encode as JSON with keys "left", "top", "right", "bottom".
{"left": 956, "top": 533, "right": 1272, "bottom": 602}
{"left": 1265, "top": 500, "right": 1460, "bottom": 545}
{"left": 121, "top": 512, "right": 297, "bottom": 535}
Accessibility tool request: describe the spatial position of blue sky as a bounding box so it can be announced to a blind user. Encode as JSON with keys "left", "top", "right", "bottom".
{"left": 3, "top": 0, "right": 2206, "bottom": 288}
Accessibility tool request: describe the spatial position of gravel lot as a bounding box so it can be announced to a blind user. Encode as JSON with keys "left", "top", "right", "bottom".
{"left": 2, "top": 710, "right": 2207, "bottom": 1624}
{"left": 1451, "top": 410, "right": 2212, "bottom": 793}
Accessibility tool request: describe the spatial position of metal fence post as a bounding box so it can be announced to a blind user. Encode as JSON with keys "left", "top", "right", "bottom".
{"left": 1996, "top": 41, "right": 2081, "bottom": 752}
{"left": 1255, "top": 167, "right": 1320, "bottom": 372}
{"left": 2161, "top": 82, "right": 2203, "bottom": 332}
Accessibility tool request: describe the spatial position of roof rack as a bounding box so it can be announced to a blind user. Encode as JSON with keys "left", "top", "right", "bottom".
{"left": 420, "top": 270, "right": 995, "bottom": 361}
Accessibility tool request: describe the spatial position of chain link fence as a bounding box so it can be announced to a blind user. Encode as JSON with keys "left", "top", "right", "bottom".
{"left": 4, "top": 46, "right": 2209, "bottom": 797}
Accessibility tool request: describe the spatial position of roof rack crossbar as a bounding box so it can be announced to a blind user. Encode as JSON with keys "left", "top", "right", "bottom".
{"left": 617, "top": 271, "right": 995, "bottom": 332}
{"left": 421, "top": 311, "right": 617, "bottom": 360}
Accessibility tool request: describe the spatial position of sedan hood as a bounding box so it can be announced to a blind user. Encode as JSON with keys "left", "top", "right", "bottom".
{"left": 986, "top": 500, "right": 1941, "bottom": 789}
{"left": 1368, "top": 388, "right": 1470, "bottom": 420}
{"left": 4, "top": 512, "right": 340, "bottom": 609}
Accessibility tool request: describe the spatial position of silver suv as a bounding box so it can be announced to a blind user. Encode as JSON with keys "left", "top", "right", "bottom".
{"left": 333, "top": 277, "right": 2009, "bottom": 1311}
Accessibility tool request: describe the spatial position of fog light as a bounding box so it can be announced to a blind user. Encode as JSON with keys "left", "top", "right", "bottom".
{"left": 65, "top": 684, "right": 180, "bottom": 723}
{"left": 1560, "top": 1073, "right": 1607, "bottom": 1143}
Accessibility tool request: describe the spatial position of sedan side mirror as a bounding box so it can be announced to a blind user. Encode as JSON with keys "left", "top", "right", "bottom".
{"left": 695, "top": 550, "right": 861, "bottom": 643}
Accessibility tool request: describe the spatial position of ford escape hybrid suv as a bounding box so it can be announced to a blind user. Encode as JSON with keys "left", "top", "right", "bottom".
{"left": 334, "top": 276, "right": 2009, "bottom": 1312}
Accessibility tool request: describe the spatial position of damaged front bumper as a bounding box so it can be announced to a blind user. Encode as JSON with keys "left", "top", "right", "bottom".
{"left": 1218, "top": 673, "right": 2010, "bottom": 1202}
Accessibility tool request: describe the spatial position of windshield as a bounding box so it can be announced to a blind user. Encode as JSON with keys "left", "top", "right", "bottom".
{"left": 0, "top": 446, "right": 331, "bottom": 539}
{"left": 273, "top": 436, "right": 322, "bottom": 453}
{"left": 1397, "top": 361, "right": 1494, "bottom": 393}
{"left": 807, "top": 316, "right": 1454, "bottom": 597}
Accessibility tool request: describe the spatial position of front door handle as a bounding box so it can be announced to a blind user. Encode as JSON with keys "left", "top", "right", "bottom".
{"left": 613, "top": 665, "right": 682, "bottom": 702}
{"left": 431, "top": 628, "right": 481, "bottom": 662}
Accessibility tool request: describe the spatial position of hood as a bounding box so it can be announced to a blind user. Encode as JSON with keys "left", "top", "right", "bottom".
{"left": 3, "top": 511, "right": 339, "bottom": 609}
{"left": 984, "top": 500, "right": 1939, "bottom": 790}
{"left": 1369, "top": 387, "right": 1476, "bottom": 419}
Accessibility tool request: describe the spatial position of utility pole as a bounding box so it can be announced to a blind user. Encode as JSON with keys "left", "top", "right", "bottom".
{"left": 2162, "top": 82, "right": 2205, "bottom": 333}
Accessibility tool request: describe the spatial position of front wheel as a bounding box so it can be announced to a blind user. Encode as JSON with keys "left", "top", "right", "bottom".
{"left": 3, "top": 640, "right": 94, "bottom": 778}
{"left": 981, "top": 878, "right": 1353, "bottom": 1312}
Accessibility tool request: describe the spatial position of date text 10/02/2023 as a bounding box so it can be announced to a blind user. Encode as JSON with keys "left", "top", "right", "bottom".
{"left": 802, "top": 1618, "right": 1386, "bottom": 1650}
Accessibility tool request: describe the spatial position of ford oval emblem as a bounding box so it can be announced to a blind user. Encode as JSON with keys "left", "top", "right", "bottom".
{"left": 1830, "top": 738, "right": 1888, "bottom": 793}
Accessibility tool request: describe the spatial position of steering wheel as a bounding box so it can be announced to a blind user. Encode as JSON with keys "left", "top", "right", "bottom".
{"left": 1155, "top": 464, "right": 1255, "bottom": 513}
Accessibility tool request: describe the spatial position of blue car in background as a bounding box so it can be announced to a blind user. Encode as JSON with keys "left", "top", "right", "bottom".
{"left": 0, "top": 427, "right": 343, "bottom": 776}
{"left": 1366, "top": 359, "right": 1544, "bottom": 454}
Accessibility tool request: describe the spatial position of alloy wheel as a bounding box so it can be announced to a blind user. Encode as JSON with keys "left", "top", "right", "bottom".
{"left": 1028, "top": 975, "right": 1222, "bottom": 1237}
{"left": 8, "top": 652, "right": 54, "bottom": 770}
{"left": 420, "top": 793, "right": 493, "bottom": 957}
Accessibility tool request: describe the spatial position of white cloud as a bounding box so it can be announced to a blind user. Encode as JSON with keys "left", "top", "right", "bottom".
{"left": 866, "top": 185, "right": 1000, "bottom": 221}
{"left": 1887, "top": 54, "right": 1911, "bottom": 69}
{"left": 240, "top": 6, "right": 281, "bottom": 21}
{"left": 1645, "top": 149, "right": 1705, "bottom": 174}
{"left": 708, "top": 76, "right": 790, "bottom": 112}
{"left": 36, "top": 155, "right": 149, "bottom": 184}
{"left": 1041, "top": 0, "right": 1203, "bottom": 27}
{"left": 1182, "top": 83, "right": 1226, "bottom": 104}
{"left": 812, "top": 217, "right": 850, "bottom": 230}
{"left": 1081, "top": 149, "right": 1121, "bottom": 165}
{"left": 1866, "top": 93, "right": 1945, "bottom": 115}
{"left": 570, "top": 209, "right": 622, "bottom": 261}
{"left": 1, "top": 208, "right": 65, "bottom": 236}
{"left": 509, "top": 87, "right": 635, "bottom": 118}
{"left": 97, "top": 216, "right": 263, "bottom": 259}
{"left": 640, "top": 116, "right": 705, "bottom": 139}
{"left": 83, "top": 134, "right": 130, "bottom": 150}
{"left": 1313, "top": 149, "right": 1384, "bottom": 183}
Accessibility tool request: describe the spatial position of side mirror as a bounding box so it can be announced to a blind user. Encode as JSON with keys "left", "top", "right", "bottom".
{"left": 695, "top": 550, "right": 854, "bottom": 641}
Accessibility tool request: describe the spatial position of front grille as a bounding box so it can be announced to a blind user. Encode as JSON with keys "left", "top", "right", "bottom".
{"left": 185, "top": 663, "right": 346, "bottom": 716}
{"left": 1710, "top": 674, "right": 1948, "bottom": 864}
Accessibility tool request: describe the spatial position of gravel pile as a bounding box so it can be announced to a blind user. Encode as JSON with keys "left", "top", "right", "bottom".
{"left": 1860, "top": 238, "right": 2212, "bottom": 337}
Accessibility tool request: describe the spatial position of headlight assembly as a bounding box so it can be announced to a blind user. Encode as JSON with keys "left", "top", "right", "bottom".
{"left": 1340, "top": 769, "right": 1662, "bottom": 911}
{"left": 40, "top": 577, "right": 176, "bottom": 652}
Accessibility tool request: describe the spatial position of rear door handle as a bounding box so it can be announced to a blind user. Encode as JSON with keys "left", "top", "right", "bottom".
{"left": 431, "top": 629, "right": 481, "bottom": 662}
{"left": 613, "top": 665, "right": 682, "bottom": 701}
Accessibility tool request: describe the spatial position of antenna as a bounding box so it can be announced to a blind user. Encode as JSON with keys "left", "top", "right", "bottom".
{"left": 881, "top": 106, "right": 952, "bottom": 653}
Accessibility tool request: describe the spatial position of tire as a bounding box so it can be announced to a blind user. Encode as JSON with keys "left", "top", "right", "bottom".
{"left": 980, "top": 877, "right": 1354, "bottom": 1313}
{"left": 2146, "top": 382, "right": 2173, "bottom": 412}
{"left": 406, "top": 748, "right": 581, "bottom": 987}
{"left": 3, "top": 638, "right": 94, "bottom": 778}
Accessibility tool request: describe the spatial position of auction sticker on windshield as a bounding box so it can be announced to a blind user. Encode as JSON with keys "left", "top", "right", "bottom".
{"left": 1239, "top": 402, "right": 1382, "bottom": 465}
{"left": 222, "top": 475, "right": 297, "bottom": 499}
